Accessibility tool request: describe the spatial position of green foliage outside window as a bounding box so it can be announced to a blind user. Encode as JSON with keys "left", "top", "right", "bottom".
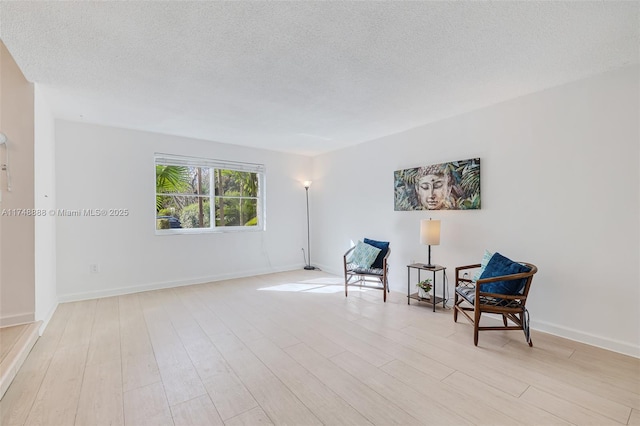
{"left": 156, "top": 163, "right": 260, "bottom": 230}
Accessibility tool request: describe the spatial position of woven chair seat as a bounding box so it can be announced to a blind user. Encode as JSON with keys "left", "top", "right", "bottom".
{"left": 455, "top": 285, "right": 524, "bottom": 308}
{"left": 346, "top": 263, "right": 384, "bottom": 276}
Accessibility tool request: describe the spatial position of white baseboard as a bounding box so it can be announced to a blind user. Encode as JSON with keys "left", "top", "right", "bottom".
{"left": 36, "top": 301, "right": 59, "bottom": 336}
{"left": 0, "top": 313, "right": 35, "bottom": 328}
{"left": 57, "top": 264, "right": 302, "bottom": 303}
{"left": 313, "top": 263, "right": 339, "bottom": 276}
{"left": 531, "top": 319, "right": 640, "bottom": 359}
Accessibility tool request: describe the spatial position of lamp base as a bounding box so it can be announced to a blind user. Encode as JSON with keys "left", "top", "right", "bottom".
{"left": 423, "top": 263, "right": 436, "bottom": 269}
{"left": 304, "top": 265, "right": 317, "bottom": 270}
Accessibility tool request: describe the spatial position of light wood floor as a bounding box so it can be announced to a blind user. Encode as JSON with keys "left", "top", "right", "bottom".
{"left": 0, "top": 324, "right": 29, "bottom": 363}
{"left": 1, "top": 270, "right": 638, "bottom": 425}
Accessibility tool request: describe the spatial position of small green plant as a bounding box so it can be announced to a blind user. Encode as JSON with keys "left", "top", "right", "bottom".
{"left": 416, "top": 278, "right": 432, "bottom": 293}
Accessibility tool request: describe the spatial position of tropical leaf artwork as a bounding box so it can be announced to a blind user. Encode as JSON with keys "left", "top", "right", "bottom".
{"left": 394, "top": 158, "right": 480, "bottom": 211}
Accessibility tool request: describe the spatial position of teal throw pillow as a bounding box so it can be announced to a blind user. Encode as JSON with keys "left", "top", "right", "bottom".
{"left": 478, "top": 252, "right": 531, "bottom": 295}
{"left": 473, "top": 250, "right": 494, "bottom": 281}
{"left": 349, "top": 241, "right": 382, "bottom": 269}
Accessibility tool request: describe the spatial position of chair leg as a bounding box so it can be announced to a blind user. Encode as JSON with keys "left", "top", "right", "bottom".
{"left": 345, "top": 279, "right": 348, "bottom": 298}
{"left": 521, "top": 311, "right": 533, "bottom": 347}
{"left": 502, "top": 314, "right": 508, "bottom": 327}
{"left": 383, "top": 277, "right": 387, "bottom": 302}
{"left": 473, "top": 307, "right": 481, "bottom": 346}
{"left": 453, "top": 293, "right": 459, "bottom": 322}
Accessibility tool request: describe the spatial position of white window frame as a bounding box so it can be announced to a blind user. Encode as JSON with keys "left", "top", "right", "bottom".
{"left": 155, "top": 153, "right": 266, "bottom": 234}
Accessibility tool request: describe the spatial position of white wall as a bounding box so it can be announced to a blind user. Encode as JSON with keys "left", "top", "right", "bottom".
{"left": 55, "top": 121, "right": 312, "bottom": 300}
{"left": 34, "top": 85, "right": 58, "bottom": 330}
{"left": 312, "top": 65, "right": 640, "bottom": 357}
{"left": 0, "top": 41, "right": 35, "bottom": 327}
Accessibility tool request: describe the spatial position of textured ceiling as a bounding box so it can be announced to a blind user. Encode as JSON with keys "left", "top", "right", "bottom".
{"left": 1, "top": 2, "right": 638, "bottom": 156}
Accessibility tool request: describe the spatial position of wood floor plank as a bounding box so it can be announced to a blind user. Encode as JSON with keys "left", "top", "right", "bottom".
{"left": 0, "top": 339, "right": 57, "bottom": 426}
{"left": 75, "top": 359, "right": 124, "bottom": 426}
{"left": 497, "top": 338, "right": 637, "bottom": 419}
{"left": 567, "top": 347, "right": 640, "bottom": 393}
{"left": 158, "top": 360, "right": 207, "bottom": 407}
{"left": 245, "top": 337, "right": 373, "bottom": 425}
{"left": 121, "top": 352, "right": 162, "bottom": 393}
{"left": 173, "top": 299, "right": 259, "bottom": 421}
{"left": 519, "top": 386, "right": 622, "bottom": 425}
{"left": 224, "top": 407, "right": 274, "bottom": 426}
{"left": 86, "top": 296, "right": 121, "bottom": 367}
{"left": 57, "top": 300, "right": 97, "bottom": 350}
{"left": 505, "top": 331, "right": 575, "bottom": 358}
{"left": 439, "top": 370, "right": 571, "bottom": 425}
{"left": 24, "top": 344, "right": 88, "bottom": 426}
{"left": 224, "top": 297, "right": 301, "bottom": 349}
{"left": 170, "top": 394, "right": 225, "bottom": 426}
{"left": 183, "top": 337, "right": 218, "bottom": 363}
{"left": 330, "top": 350, "right": 473, "bottom": 425}
{"left": 305, "top": 301, "right": 456, "bottom": 381}
{"left": 119, "top": 294, "right": 162, "bottom": 393}
{"left": 0, "top": 303, "right": 71, "bottom": 426}
{"left": 119, "top": 299, "right": 155, "bottom": 359}
{"left": 300, "top": 316, "right": 397, "bottom": 368}
{"left": 2, "top": 270, "right": 638, "bottom": 426}
{"left": 224, "top": 291, "right": 392, "bottom": 370}
{"left": 23, "top": 301, "right": 94, "bottom": 425}
{"left": 237, "top": 294, "right": 346, "bottom": 358}
{"left": 285, "top": 342, "right": 422, "bottom": 425}
{"left": 205, "top": 330, "right": 323, "bottom": 425}
{"left": 123, "top": 382, "right": 173, "bottom": 426}
{"left": 359, "top": 319, "right": 530, "bottom": 397}
{"left": 200, "top": 363, "right": 259, "bottom": 421}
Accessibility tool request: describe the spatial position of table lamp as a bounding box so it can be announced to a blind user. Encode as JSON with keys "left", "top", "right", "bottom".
{"left": 420, "top": 218, "right": 440, "bottom": 268}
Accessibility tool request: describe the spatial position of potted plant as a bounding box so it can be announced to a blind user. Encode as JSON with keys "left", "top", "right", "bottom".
{"left": 416, "top": 278, "right": 432, "bottom": 299}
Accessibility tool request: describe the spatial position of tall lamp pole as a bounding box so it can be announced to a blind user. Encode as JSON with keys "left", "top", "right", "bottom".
{"left": 303, "top": 181, "right": 316, "bottom": 270}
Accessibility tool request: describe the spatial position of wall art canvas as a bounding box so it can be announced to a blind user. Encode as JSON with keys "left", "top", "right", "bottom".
{"left": 394, "top": 158, "right": 480, "bottom": 211}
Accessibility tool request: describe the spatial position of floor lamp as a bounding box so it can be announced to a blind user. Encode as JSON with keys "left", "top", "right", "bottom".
{"left": 303, "top": 181, "right": 316, "bottom": 270}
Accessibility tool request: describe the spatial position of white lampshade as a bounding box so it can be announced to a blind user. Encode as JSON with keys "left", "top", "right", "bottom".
{"left": 303, "top": 180, "right": 312, "bottom": 188}
{"left": 420, "top": 219, "right": 441, "bottom": 245}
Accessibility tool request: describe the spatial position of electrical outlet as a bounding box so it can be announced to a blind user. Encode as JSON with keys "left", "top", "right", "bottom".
{"left": 89, "top": 264, "right": 100, "bottom": 274}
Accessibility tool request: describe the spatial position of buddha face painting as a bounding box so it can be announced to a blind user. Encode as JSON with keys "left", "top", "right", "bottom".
{"left": 415, "top": 166, "right": 452, "bottom": 210}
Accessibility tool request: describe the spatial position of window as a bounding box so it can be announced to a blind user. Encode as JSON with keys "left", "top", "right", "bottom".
{"left": 155, "top": 154, "right": 265, "bottom": 233}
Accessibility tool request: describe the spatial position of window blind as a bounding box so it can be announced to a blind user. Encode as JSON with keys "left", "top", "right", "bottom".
{"left": 155, "top": 153, "right": 265, "bottom": 174}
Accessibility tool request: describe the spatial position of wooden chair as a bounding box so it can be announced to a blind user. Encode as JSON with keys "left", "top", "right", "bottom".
{"left": 454, "top": 262, "right": 537, "bottom": 346}
{"left": 343, "top": 246, "right": 390, "bottom": 302}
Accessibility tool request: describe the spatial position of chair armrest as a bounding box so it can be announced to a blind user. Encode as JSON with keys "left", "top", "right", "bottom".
{"left": 455, "top": 264, "right": 481, "bottom": 286}
{"left": 381, "top": 247, "right": 391, "bottom": 275}
{"left": 383, "top": 247, "right": 391, "bottom": 260}
{"left": 475, "top": 266, "right": 537, "bottom": 286}
{"left": 344, "top": 246, "right": 356, "bottom": 261}
{"left": 475, "top": 263, "right": 538, "bottom": 298}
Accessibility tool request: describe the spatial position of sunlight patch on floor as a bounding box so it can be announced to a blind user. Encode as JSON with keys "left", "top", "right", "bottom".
{"left": 258, "top": 277, "right": 375, "bottom": 294}
{"left": 257, "top": 283, "right": 324, "bottom": 292}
